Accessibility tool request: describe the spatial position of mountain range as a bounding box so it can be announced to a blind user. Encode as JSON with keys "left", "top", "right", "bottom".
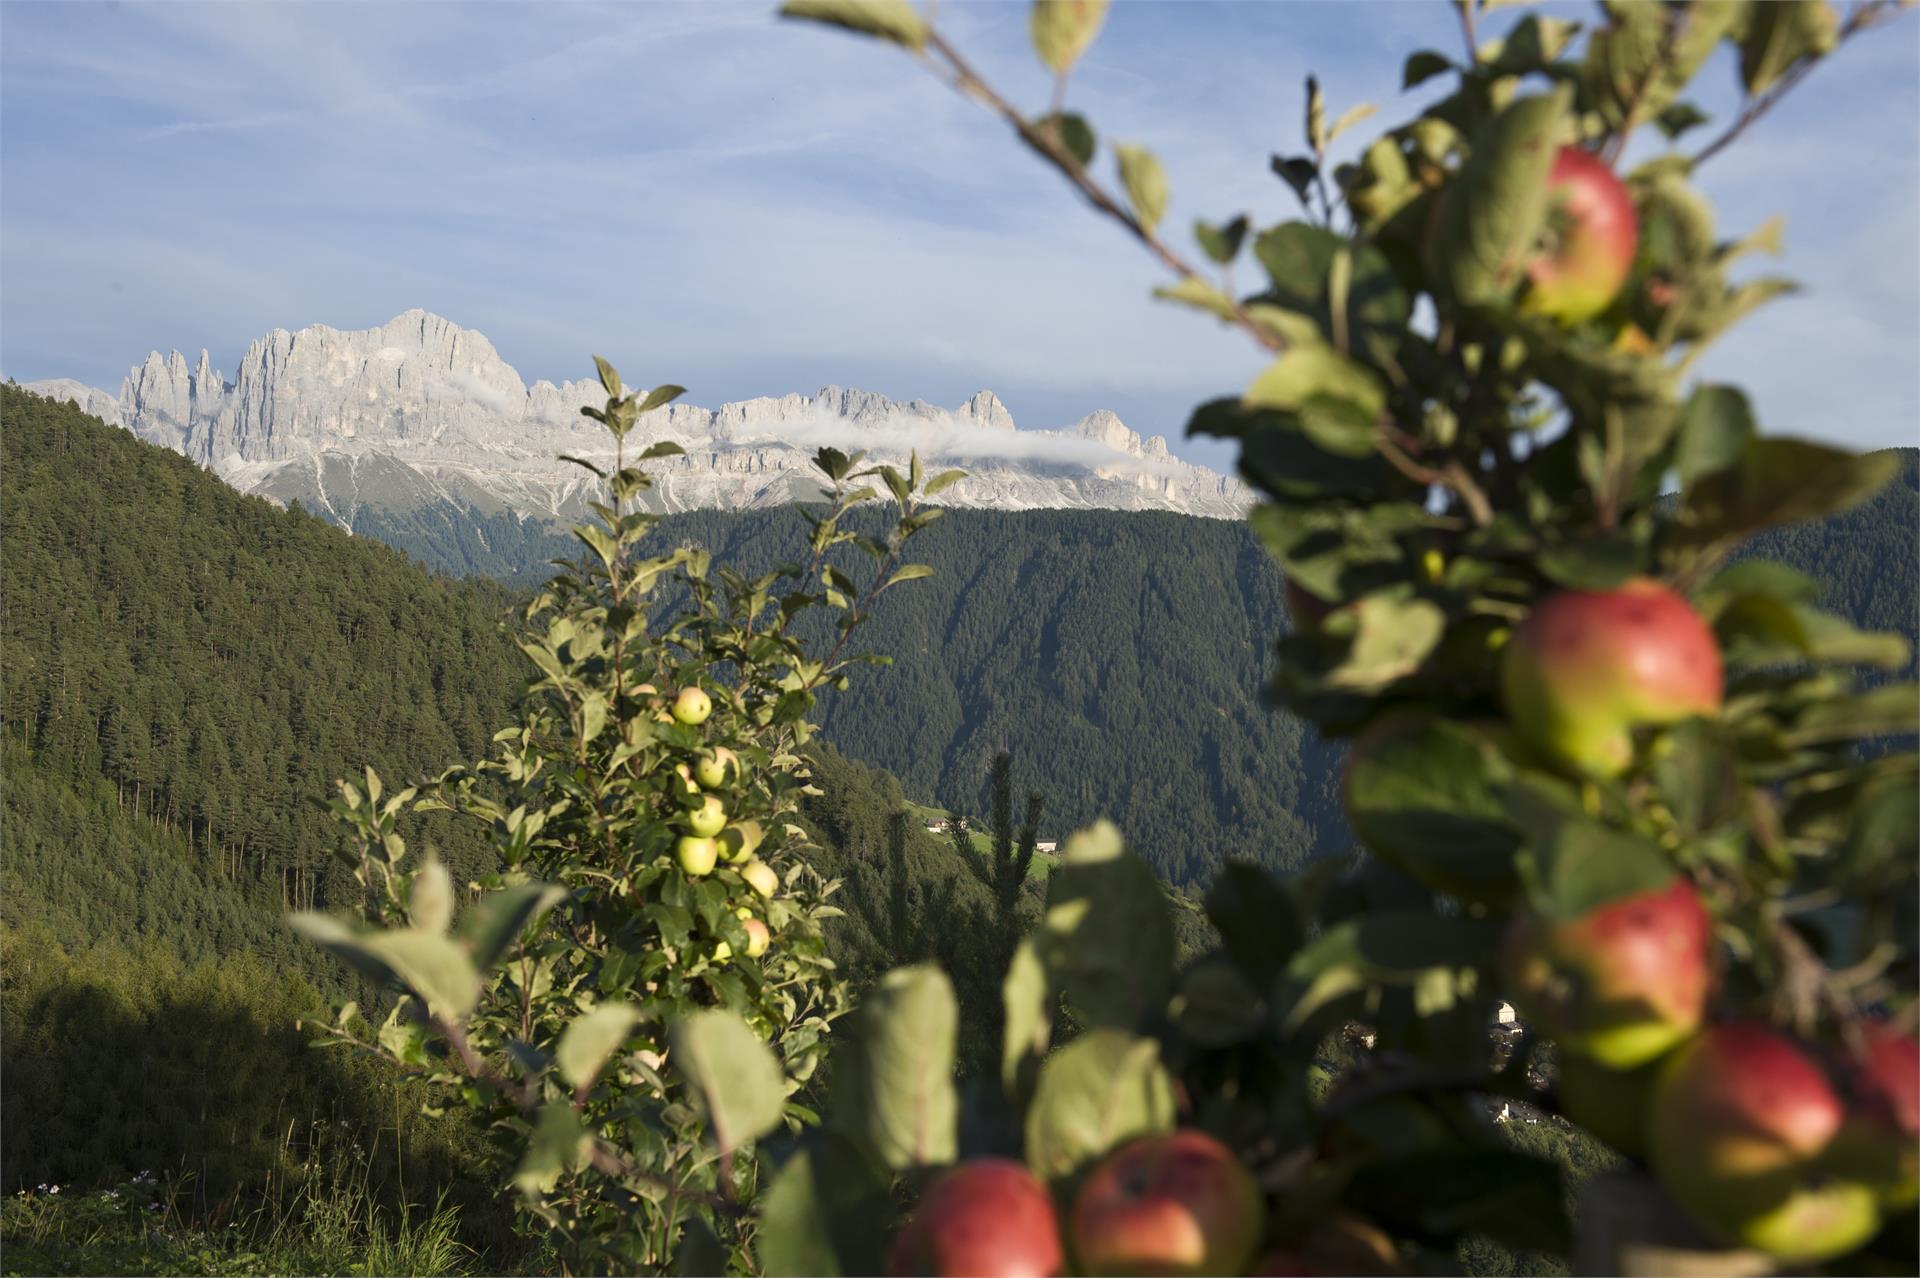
{"left": 25, "top": 310, "right": 1250, "bottom": 528}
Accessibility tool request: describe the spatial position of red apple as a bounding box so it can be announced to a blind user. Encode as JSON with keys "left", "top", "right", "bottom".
{"left": 1519, "top": 146, "right": 1637, "bottom": 325}
{"left": 1071, "top": 1129, "right": 1265, "bottom": 1277}
{"left": 888, "top": 1159, "right": 1063, "bottom": 1278}
{"left": 1830, "top": 1024, "right": 1919, "bottom": 1210}
{"left": 1504, "top": 876, "right": 1712, "bottom": 1069}
{"left": 1501, "top": 578, "right": 1723, "bottom": 779}
{"left": 1648, "top": 1023, "right": 1881, "bottom": 1261}
{"left": 742, "top": 917, "right": 771, "bottom": 959}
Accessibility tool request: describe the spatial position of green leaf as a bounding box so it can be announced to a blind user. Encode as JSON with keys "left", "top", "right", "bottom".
{"left": 887, "top": 563, "right": 935, "bottom": 585}
{"left": 1204, "top": 861, "right": 1302, "bottom": 987}
{"left": 1653, "top": 102, "right": 1711, "bottom": 140}
{"left": 1033, "top": 112, "right": 1096, "bottom": 166}
{"left": 1668, "top": 438, "right": 1900, "bottom": 558}
{"left": 514, "top": 1102, "right": 589, "bottom": 1199}
{"left": 634, "top": 383, "right": 685, "bottom": 415}
{"left": 674, "top": 1217, "right": 728, "bottom": 1278}
{"left": 1244, "top": 346, "right": 1386, "bottom": 427}
{"left": 1537, "top": 534, "right": 1643, "bottom": 590}
{"left": 1344, "top": 716, "right": 1526, "bottom": 904}
{"left": 779, "top": 0, "right": 928, "bottom": 50}
{"left": 1528, "top": 818, "right": 1676, "bottom": 921}
{"left": 1153, "top": 277, "right": 1240, "bottom": 323}
{"left": 1115, "top": 144, "right": 1169, "bottom": 234}
{"left": 923, "top": 468, "right": 968, "bottom": 497}
{"left": 592, "top": 355, "right": 622, "bottom": 398}
{"left": 1036, "top": 822, "right": 1173, "bottom": 1030}
{"left": 1193, "top": 214, "right": 1250, "bottom": 265}
{"left": 1740, "top": 0, "right": 1837, "bottom": 95}
{"left": 1270, "top": 154, "right": 1319, "bottom": 208}
{"left": 557, "top": 1002, "right": 642, "bottom": 1092}
{"left": 1403, "top": 50, "right": 1454, "bottom": 88}
{"left": 1325, "top": 592, "right": 1446, "bottom": 690}
{"left": 1325, "top": 102, "right": 1378, "bottom": 145}
{"left": 461, "top": 881, "right": 568, "bottom": 970}
{"left": 1025, "top": 1030, "right": 1175, "bottom": 1183}
{"left": 1346, "top": 1149, "right": 1569, "bottom": 1253}
{"left": 409, "top": 856, "right": 455, "bottom": 935}
{"left": 1672, "top": 384, "right": 1756, "bottom": 489}
{"left": 757, "top": 1152, "right": 842, "bottom": 1277}
{"left": 1432, "top": 89, "right": 1569, "bottom": 308}
{"left": 1001, "top": 938, "right": 1052, "bottom": 1103}
{"left": 1030, "top": 0, "right": 1109, "bottom": 73}
{"left": 839, "top": 966, "right": 958, "bottom": 1171}
{"left": 290, "top": 915, "right": 483, "bottom": 1020}
{"left": 1253, "top": 221, "right": 1339, "bottom": 307}
{"left": 1785, "top": 685, "right": 1919, "bottom": 747}
{"left": 1280, "top": 910, "right": 1501, "bottom": 1032}
{"left": 638, "top": 440, "right": 686, "bottom": 460}
{"left": 671, "top": 1009, "right": 788, "bottom": 1154}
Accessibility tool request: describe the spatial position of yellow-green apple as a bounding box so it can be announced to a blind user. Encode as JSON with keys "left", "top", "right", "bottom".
{"left": 669, "top": 762, "right": 701, "bottom": 802}
{"left": 1071, "top": 1129, "right": 1265, "bottom": 1277}
{"left": 672, "top": 686, "right": 712, "bottom": 726}
{"left": 1501, "top": 578, "right": 1722, "bottom": 779}
{"left": 742, "top": 918, "right": 770, "bottom": 958}
{"left": 675, "top": 835, "right": 718, "bottom": 877}
{"left": 888, "top": 1158, "right": 1063, "bottom": 1278}
{"left": 1519, "top": 146, "right": 1638, "bottom": 325}
{"left": 741, "top": 859, "right": 779, "bottom": 898}
{"left": 686, "top": 795, "right": 727, "bottom": 838}
{"left": 720, "top": 819, "right": 765, "bottom": 864}
{"left": 1648, "top": 1022, "right": 1881, "bottom": 1261}
{"left": 695, "top": 747, "right": 740, "bottom": 789}
{"left": 1504, "top": 876, "right": 1712, "bottom": 1069}
{"left": 1829, "top": 1025, "right": 1919, "bottom": 1210}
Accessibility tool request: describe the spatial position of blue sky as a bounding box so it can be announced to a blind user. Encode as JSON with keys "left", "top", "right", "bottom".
{"left": 3, "top": 1, "right": 1915, "bottom": 468}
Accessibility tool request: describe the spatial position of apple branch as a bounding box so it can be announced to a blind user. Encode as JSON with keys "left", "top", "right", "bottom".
{"left": 1690, "top": 0, "right": 1904, "bottom": 169}
{"left": 918, "top": 30, "right": 1283, "bottom": 355}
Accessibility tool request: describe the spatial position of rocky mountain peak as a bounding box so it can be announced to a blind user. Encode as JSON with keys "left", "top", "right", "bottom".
{"left": 28, "top": 311, "right": 1252, "bottom": 522}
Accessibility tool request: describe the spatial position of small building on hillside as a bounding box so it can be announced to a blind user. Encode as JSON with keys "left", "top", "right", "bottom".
{"left": 1034, "top": 840, "right": 1058, "bottom": 854}
{"left": 923, "top": 818, "right": 951, "bottom": 835}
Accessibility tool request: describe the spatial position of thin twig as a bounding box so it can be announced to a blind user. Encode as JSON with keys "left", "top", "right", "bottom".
{"left": 920, "top": 29, "right": 1283, "bottom": 354}
{"left": 1690, "top": 0, "right": 1900, "bottom": 168}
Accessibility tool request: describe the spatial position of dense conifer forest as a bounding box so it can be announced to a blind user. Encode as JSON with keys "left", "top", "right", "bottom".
{"left": 2, "top": 386, "right": 1914, "bottom": 1267}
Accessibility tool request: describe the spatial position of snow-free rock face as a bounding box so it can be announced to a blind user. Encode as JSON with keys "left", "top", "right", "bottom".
{"left": 29, "top": 310, "right": 1252, "bottom": 528}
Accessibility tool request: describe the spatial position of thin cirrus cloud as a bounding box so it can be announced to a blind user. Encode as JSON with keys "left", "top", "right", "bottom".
{"left": 1, "top": 1, "right": 1914, "bottom": 466}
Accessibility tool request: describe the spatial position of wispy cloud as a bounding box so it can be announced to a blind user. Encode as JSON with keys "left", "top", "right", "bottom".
{"left": 2, "top": 2, "right": 1914, "bottom": 454}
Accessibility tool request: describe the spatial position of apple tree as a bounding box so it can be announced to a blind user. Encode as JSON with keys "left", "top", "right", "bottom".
{"left": 291, "top": 361, "right": 959, "bottom": 1274}
{"left": 745, "top": 1, "right": 1920, "bottom": 1274}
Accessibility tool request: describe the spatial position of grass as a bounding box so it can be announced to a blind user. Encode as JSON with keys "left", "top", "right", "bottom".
{"left": 2, "top": 1133, "right": 482, "bottom": 1277}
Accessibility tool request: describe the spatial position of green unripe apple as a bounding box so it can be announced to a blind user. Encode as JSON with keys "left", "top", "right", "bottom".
{"left": 694, "top": 747, "right": 739, "bottom": 790}
{"left": 742, "top": 918, "right": 770, "bottom": 958}
{"left": 669, "top": 762, "right": 701, "bottom": 802}
{"left": 1648, "top": 1023, "right": 1881, "bottom": 1262}
{"left": 741, "top": 859, "right": 779, "bottom": 899}
{"left": 1071, "top": 1129, "right": 1265, "bottom": 1277}
{"left": 1504, "top": 876, "right": 1712, "bottom": 1069}
{"left": 675, "top": 835, "right": 718, "bottom": 877}
{"left": 1501, "top": 578, "right": 1723, "bottom": 779}
{"left": 711, "top": 939, "right": 732, "bottom": 963}
{"left": 686, "top": 794, "right": 727, "bottom": 838}
{"left": 672, "top": 686, "right": 712, "bottom": 726}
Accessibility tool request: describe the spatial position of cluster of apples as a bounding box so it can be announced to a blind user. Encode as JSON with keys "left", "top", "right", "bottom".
{"left": 886, "top": 1129, "right": 1284, "bottom": 1278}
{"left": 640, "top": 682, "right": 780, "bottom": 961}
{"left": 1498, "top": 579, "right": 1918, "bottom": 1260}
